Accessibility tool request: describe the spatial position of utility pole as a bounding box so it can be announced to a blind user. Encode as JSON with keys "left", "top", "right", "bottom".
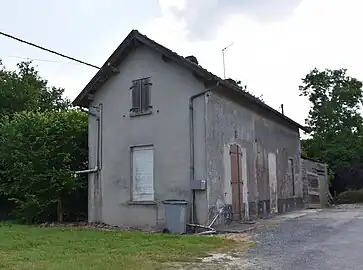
{"left": 222, "top": 43, "right": 234, "bottom": 79}
{"left": 280, "top": 104, "right": 284, "bottom": 115}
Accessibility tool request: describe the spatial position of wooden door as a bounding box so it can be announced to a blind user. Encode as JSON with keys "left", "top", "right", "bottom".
{"left": 268, "top": 153, "right": 278, "bottom": 214}
{"left": 230, "top": 144, "right": 243, "bottom": 220}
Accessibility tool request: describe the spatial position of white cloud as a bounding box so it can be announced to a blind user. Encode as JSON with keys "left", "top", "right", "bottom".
{"left": 159, "top": 0, "right": 302, "bottom": 40}
{"left": 0, "top": 0, "right": 160, "bottom": 100}
{"left": 1, "top": 0, "right": 363, "bottom": 128}
{"left": 141, "top": 0, "right": 363, "bottom": 126}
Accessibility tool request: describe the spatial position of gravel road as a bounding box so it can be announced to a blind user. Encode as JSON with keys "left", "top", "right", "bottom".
{"left": 245, "top": 205, "right": 363, "bottom": 269}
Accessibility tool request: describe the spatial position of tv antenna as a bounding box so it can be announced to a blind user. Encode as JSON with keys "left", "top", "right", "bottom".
{"left": 222, "top": 42, "right": 234, "bottom": 79}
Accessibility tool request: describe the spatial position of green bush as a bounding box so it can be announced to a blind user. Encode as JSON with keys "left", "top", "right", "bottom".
{"left": 0, "top": 61, "right": 87, "bottom": 223}
{"left": 335, "top": 189, "right": 363, "bottom": 204}
{"left": 0, "top": 110, "right": 88, "bottom": 223}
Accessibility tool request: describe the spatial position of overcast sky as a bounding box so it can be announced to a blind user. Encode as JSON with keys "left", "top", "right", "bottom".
{"left": 1, "top": 0, "right": 362, "bottom": 126}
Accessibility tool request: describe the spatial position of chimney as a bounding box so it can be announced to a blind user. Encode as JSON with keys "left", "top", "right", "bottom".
{"left": 185, "top": 55, "right": 199, "bottom": 65}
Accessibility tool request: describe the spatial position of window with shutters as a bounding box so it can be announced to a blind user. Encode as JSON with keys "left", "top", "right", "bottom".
{"left": 130, "top": 77, "right": 152, "bottom": 116}
{"left": 131, "top": 146, "right": 154, "bottom": 202}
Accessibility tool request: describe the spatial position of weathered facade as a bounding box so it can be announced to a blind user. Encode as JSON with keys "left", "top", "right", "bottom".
{"left": 73, "top": 30, "right": 306, "bottom": 228}
{"left": 84, "top": 45, "right": 205, "bottom": 227}
{"left": 201, "top": 91, "right": 303, "bottom": 224}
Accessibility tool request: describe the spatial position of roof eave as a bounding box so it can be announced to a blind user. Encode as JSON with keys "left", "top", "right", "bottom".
{"left": 72, "top": 30, "right": 139, "bottom": 107}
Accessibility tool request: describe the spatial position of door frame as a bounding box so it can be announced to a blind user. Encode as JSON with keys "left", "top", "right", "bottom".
{"left": 230, "top": 144, "right": 243, "bottom": 220}
{"left": 268, "top": 152, "right": 278, "bottom": 214}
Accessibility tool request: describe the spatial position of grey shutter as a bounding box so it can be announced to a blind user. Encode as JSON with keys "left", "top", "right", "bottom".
{"left": 132, "top": 80, "right": 141, "bottom": 111}
{"left": 141, "top": 78, "right": 151, "bottom": 112}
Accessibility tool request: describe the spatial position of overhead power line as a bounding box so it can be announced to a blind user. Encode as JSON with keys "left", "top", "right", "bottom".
{"left": 0, "top": 31, "right": 100, "bottom": 69}
{"left": 6, "top": 55, "right": 78, "bottom": 65}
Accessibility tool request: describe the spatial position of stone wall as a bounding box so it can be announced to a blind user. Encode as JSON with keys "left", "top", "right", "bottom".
{"left": 205, "top": 91, "right": 303, "bottom": 223}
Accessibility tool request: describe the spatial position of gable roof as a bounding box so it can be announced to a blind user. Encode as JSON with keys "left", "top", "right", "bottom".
{"left": 72, "top": 29, "right": 306, "bottom": 131}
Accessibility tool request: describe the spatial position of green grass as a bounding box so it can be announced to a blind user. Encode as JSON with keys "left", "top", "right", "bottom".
{"left": 0, "top": 223, "right": 234, "bottom": 270}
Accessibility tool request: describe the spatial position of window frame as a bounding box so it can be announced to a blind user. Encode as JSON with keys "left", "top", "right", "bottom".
{"left": 130, "top": 145, "right": 155, "bottom": 202}
{"left": 130, "top": 76, "right": 152, "bottom": 116}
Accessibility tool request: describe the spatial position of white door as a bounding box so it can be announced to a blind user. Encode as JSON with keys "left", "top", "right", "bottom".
{"left": 132, "top": 146, "right": 154, "bottom": 202}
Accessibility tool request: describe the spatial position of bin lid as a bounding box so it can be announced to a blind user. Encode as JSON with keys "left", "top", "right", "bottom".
{"left": 162, "top": 200, "right": 188, "bottom": 205}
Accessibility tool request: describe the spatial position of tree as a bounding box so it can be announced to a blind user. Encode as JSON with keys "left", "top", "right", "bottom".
{"left": 0, "top": 61, "right": 88, "bottom": 223}
{"left": 300, "top": 68, "right": 363, "bottom": 171}
{"left": 0, "top": 110, "right": 88, "bottom": 223}
{"left": 0, "top": 60, "right": 70, "bottom": 117}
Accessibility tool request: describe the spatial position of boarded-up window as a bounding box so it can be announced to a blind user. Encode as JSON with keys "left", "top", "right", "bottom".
{"left": 130, "top": 77, "right": 152, "bottom": 114}
{"left": 132, "top": 146, "right": 154, "bottom": 201}
{"left": 288, "top": 158, "right": 295, "bottom": 195}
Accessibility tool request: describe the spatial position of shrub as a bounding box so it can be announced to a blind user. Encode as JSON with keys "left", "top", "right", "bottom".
{"left": 335, "top": 189, "right": 363, "bottom": 204}
{"left": 0, "top": 110, "right": 88, "bottom": 223}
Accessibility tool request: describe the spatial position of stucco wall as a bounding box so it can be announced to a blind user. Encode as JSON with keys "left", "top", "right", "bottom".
{"left": 88, "top": 45, "right": 206, "bottom": 227}
{"left": 205, "top": 91, "right": 302, "bottom": 222}
{"left": 86, "top": 43, "right": 305, "bottom": 228}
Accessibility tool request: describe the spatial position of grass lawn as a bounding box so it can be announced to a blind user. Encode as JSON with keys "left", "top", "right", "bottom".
{"left": 0, "top": 223, "right": 234, "bottom": 270}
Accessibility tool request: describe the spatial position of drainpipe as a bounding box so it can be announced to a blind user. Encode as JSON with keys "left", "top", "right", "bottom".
{"left": 189, "top": 82, "right": 220, "bottom": 224}
{"left": 75, "top": 104, "right": 102, "bottom": 175}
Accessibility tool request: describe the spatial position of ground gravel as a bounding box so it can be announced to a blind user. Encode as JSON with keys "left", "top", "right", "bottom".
{"left": 243, "top": 205, "right": 363, "bottom": 269}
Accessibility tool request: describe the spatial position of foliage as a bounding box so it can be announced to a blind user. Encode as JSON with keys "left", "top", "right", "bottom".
{"left": 0, "top": 224, "right": 234, "bottom": 270}
{"left": 0, "top": 110, "right": 88, "bottom": 223}
{"left": 300, "top": 68, "right": 363, "bottom": 172}
{"left": 236, "top": 79, "right": 264, "bottom": 102}
{"left": 332, "top": 164, "right": 363, "bottom": 194}
{"left": 335, "top": 189, "right": 363, "bottom": 204}
{"left": 0, "top": 60, "right": 70, "bottom": 117}
{"left": 0, "top": 60, "right": 88, "bottom": 223}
